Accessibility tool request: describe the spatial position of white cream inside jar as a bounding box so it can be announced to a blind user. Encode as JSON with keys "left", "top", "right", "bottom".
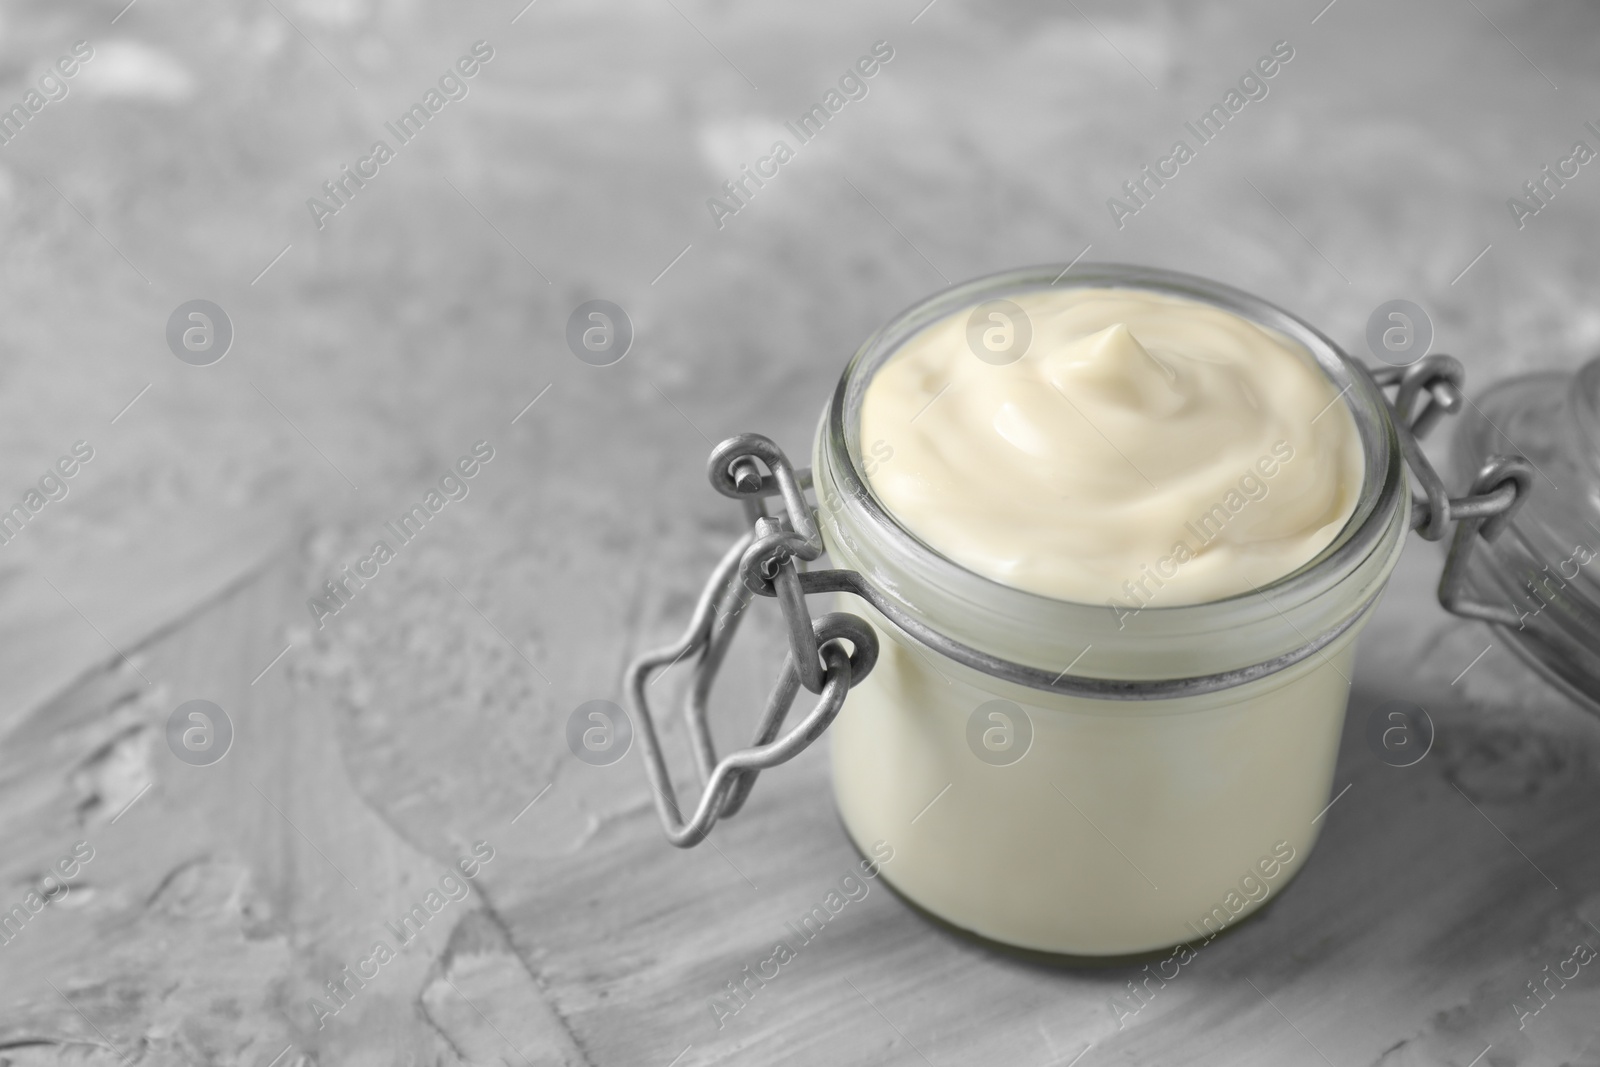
{"left": 858, "top": 286, "right": 1365, "bottom": 607}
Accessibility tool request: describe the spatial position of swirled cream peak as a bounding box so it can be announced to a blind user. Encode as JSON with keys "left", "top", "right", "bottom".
{"left": 858, "top": 286, "right": 1364, "bottom": 606}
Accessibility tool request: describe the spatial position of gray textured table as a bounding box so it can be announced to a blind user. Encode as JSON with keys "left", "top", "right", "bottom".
{"left": 1, "top": 1, "right": 1598, "bottom": 1064}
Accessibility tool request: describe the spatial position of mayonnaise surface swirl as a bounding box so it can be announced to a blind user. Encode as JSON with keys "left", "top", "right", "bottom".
{"left": 858, "top": 286, "right": 1364, "bottom": 607}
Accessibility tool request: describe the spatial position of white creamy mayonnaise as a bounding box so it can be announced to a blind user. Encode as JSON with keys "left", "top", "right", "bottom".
{"left": 858, "top": 286, "right": 1364, "bottom": 608}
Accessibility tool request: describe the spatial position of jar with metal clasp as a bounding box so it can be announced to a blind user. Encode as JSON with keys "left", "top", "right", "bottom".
{"left": 625, "top": 263, "right": 1573, "bottom": 957}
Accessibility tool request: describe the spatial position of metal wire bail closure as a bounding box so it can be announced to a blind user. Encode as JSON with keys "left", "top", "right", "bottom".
{"left": 624, "top": 434, "right": 879, "bottom": 847}
{"left": 1367, "top": 355, "right": 1534, "bottom": 623}
{"left": 624, "top": 361, "right": 1534, "bottom": 848}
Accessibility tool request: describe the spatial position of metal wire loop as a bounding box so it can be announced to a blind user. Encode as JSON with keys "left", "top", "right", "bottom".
{"left": 1466, "top": 455, "right": 1535, "bottom": 542}
{"left": 739, "top": 523, "right": 815, "bottom": 597}
{"left": 1371, "top": 359, "right": 1535, "bottom": 624}
{"left": 1395, "top": 354, "right": 1465, "bottom": 438}
{"left": 624, "top": 436, "right": 879, "bottom": 848}
{"left": 707, "top": 433, "right": 823, "bottom": 561}
{"left": 1371, "top": 355, "right": 1471, "bottom": 540}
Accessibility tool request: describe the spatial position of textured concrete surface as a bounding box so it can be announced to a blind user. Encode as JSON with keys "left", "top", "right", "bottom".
{"left": 0, "top": 0, "right": 1598, "bottom": 1064}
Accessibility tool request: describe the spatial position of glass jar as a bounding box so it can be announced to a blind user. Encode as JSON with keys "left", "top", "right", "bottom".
{"left": 811, "top": 264, "right": 1409, "bottom": 955}
{"left": 624, "top": 263, "right": 1541, "bottom": 960}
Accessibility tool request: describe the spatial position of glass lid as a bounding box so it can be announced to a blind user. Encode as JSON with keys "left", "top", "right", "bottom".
{"left": 1449, "top": 355, "right": 1600, "bottom": 713}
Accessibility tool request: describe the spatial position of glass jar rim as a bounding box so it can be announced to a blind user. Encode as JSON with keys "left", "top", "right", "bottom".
{"left": 814, "top": 262, "right": 1411, "bottom": 687}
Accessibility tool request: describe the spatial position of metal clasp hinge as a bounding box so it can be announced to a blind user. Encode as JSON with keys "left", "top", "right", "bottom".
{"left": 1369, "top": 355, "right": 1535, "bottom": 627}
{"left": 624, "top": 434, "right": 878, "bottom": 847}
